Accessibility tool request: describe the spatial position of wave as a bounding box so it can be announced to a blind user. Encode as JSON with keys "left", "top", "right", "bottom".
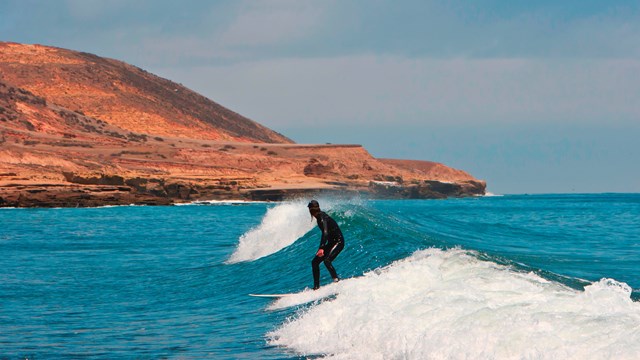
{"left": 175, "top": 199, "right": 268, "bottom": 206}
{"left": 226, "top": 200, "right": 323, "bottom": 263}
{"left": 483, "top": 191, "right": 503, "bottom": 197}
{"left": 226, "top": 198, "right": 363, "bottom": 264}
{"left": 268, "top": 248, "right": 640, "bottom": 359}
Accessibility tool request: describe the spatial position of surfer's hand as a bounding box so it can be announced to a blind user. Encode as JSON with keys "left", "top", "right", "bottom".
{"left": 316, "top": 249, "right": 324, "bottom": 257}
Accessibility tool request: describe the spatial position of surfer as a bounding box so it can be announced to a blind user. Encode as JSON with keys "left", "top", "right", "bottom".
{"left": 307, "top": 200, "right": 344, "bottom": 290}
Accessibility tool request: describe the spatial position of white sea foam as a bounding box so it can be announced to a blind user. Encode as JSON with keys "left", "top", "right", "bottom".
{"left": 175, "top": 199, "right": 268, "bottom": 206}
{"left": 268, "top": 248, "right": 640, "bottom": 359}
{"left": 226, "top": 199, "right": 328, "bottom": 263}
{"left": 267, "top": 282, "right": 343, "bottom": 311}
{"left": 483, "top": 191, "right": 503, "bottom": 197}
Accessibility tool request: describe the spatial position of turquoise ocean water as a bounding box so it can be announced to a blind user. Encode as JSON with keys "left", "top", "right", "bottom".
{"left": 1, "top": 194, "right": 639, "bottom": 359}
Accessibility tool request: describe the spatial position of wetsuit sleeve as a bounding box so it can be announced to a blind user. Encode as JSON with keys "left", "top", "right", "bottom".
{"left": 319, "top": 216, "right": 329, "bottom": 249}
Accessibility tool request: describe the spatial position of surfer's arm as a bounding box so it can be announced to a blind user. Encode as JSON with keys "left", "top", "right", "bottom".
{"left": 318, "top": 216, "right": 329, "bottom": 249}
{"left": 314, "top": 215, "right": 330, "bottom": 257}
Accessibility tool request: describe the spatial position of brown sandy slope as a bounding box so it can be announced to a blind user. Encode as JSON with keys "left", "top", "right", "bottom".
{"left": 0, "top": 42, "right": 485, "bottom": 207}
{"left": 0, "top": 42, "right": 290, "bottom": 143}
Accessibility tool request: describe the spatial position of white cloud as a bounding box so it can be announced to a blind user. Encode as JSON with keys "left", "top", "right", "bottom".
{"left": 125, "top": 1, "right": 331, "bottom": 65}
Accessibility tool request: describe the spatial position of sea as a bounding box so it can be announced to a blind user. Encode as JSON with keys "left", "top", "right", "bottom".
{"left": 1, "top": 193, "right": 639, "bottom": 359}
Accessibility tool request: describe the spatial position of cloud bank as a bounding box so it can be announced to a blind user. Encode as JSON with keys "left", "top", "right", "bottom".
{"left": 154, "top": 56, "right": 640, "bottom": 129}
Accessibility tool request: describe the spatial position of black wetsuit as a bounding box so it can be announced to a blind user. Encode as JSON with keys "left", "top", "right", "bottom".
{"left": 311, "top": 211, "right": 344, "bottom": 289}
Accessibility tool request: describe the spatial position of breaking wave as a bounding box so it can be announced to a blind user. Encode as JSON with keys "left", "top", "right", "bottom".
{"left": 268, "top": 248, "right": 640, "bottom": 359}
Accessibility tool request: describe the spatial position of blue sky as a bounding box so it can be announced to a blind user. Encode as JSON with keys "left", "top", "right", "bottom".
{"left": 1, "top": 0, "right": 639, "bottom": 194}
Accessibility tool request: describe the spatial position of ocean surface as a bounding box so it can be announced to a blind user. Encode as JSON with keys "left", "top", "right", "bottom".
{"left": 1, "top": 194, "right": 639, "bottom": 359}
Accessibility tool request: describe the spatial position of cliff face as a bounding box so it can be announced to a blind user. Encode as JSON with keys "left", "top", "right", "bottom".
{"left": 0, "top": 42, "right": 291, "bottom": 143}
{"left": 0, "top": 42, "right": 485, "bottom": 207}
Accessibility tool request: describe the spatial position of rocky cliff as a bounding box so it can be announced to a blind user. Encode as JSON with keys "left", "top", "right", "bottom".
{"left": 0, "top": 42, "right": 485, "bottom": 207}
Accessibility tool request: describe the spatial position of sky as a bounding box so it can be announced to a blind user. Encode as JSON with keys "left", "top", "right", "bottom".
{"left": 1, "top": 0, "right": 639, "bottom": 194}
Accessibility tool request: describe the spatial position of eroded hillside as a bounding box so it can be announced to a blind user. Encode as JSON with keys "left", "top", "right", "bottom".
{"left": 0, "top": 42, "right": 485, "bottom": 207}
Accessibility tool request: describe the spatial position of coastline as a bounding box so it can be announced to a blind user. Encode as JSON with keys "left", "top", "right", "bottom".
{"left": 0, "top": 42, "right": 486, "bottom": 208}
{"left": 0, "top": 177, "right": 486, "bottom": 208}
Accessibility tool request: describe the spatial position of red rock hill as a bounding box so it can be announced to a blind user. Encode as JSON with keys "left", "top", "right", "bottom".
{"left": 0, "top": 42, "right": 290, "bottom": 143}
{"left": 0, "top": 42, "right": 485, "bottom": 207}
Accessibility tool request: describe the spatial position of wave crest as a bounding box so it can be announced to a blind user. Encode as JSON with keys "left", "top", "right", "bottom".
{"left": 268, "top": 248, "right": 640, "bottom": 359}
{"left": 226, "top": 200, "right": 317, "bottom": 263}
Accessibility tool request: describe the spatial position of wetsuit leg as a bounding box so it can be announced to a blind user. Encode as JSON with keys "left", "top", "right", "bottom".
{"left": 323, "top": 241, "right": 344, "bottom": 280}
{"left": 312, "top": 255, "right": 323, "bottom": 289}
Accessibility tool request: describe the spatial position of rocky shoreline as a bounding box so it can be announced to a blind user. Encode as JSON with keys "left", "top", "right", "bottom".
{"left": 1, "top": 42, "right": 487, "bottom": 208}
{"left": 0, "top": 177, "right": 486, "bottom": 208}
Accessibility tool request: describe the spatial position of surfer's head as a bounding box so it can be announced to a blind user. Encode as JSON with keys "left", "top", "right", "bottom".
{"left": 307, "top": 200, "right": 321, "bottom": 217}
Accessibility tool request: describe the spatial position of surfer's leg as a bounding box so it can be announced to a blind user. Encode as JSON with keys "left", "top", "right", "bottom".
{"left": 323, "top": 241, "right": 344, "bottom": 281}
{"left": 312, "top": 255, "right": 323, "bottom": 290}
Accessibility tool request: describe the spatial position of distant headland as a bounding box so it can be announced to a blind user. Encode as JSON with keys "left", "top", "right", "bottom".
{"left": 0, "top": 42, "right": 485, "bottom": 207}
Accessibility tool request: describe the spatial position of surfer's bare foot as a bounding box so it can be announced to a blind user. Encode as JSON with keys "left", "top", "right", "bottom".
{"left": 333, "top": 278, "right": 340, "bottom": 283}
{"left": 313, "top": 286, "right": 319, "bottom": 290}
